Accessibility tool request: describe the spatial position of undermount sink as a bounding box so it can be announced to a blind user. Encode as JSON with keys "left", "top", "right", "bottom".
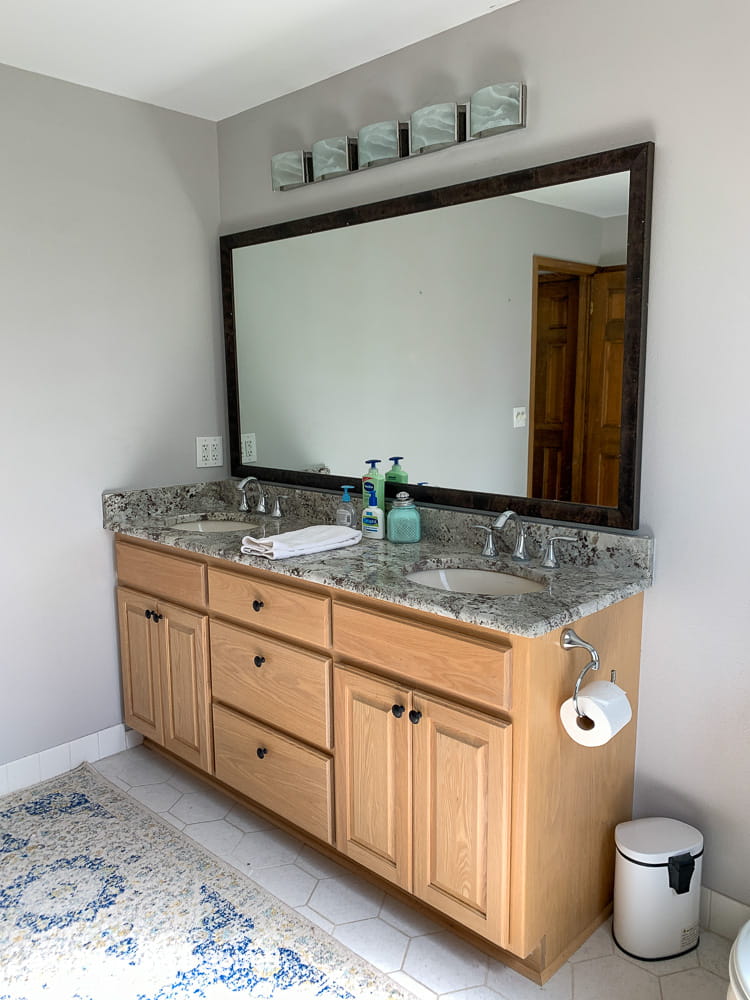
{"left": 170, "top": 519, "right": 257, "bottom": 534}
{"left": 406, "top": 568, "right": 546, "bottom": 596}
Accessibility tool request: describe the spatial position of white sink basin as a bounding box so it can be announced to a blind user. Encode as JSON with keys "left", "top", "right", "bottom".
{"left": 171, "top": 519, "right": 257, "bottom": 534}
{"left": 406, "top": 568, "right": 546, "bottom": 596}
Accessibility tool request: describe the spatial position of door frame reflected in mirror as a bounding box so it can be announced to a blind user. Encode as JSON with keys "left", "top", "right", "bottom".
{"left": 220, "top": 142, "right": 653, "bottom": 529}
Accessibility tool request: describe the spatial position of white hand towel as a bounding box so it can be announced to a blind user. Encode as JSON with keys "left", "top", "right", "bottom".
{"left": 241, "top": 524, "right": 362, "bottom": 560}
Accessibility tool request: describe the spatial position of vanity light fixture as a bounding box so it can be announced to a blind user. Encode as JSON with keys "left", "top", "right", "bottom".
{"left": 270, "top": 81, "right": 527, "bottom": 190}
{"left": 468, "top": 83, "right": 526, "bottom": 139}
{"left": 311, "top": 136, "right": 358, "bottom": 181}
{"left": 410, "top": 102, "right": 466, "bottom": 155}
{"left": 270, "top": 150, "right": 312, "bottom": 191}
{"left": 357, "top": 120, "right": 410, "bottom": 169}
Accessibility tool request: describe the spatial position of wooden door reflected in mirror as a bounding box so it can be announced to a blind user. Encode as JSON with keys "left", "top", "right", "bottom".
{"left": 529, "top": 256, "right": 625, "bottom": 507}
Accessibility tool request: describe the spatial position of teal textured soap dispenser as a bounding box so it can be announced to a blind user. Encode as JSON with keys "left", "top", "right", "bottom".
{"left": 386, "top": 491, "right": 421, "bottom": 542}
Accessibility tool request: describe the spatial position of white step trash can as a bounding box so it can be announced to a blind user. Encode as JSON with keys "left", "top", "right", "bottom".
{"left": 613, "top": 816, "right": 703, "bottom": 960}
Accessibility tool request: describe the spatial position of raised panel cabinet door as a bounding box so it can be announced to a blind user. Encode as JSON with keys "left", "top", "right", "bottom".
{"left": 412, "top": 694, "right": 512, "bottom": 946}
{"left": 158, "top": 601, "right": 213, "bottom": 772}
{"left": 117, "top": 587, "right": 163, "bottom": 743}
{"left": 333, "top": 666, "right": 412, "bottom": 890}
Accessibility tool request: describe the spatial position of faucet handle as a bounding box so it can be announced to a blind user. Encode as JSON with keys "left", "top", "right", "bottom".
{"left": 271, "top": 495, "right": 289, "bottom": 518}
{"left": 473, "top": 524, "right": 497, "bottom": 557}
{"left": 541, "top": 535, "right": 573, "bottom": 569}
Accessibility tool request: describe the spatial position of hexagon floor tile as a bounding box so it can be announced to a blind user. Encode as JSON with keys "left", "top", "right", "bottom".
{"left": 93, "top": 746, "right": 735, "bottom": 1000}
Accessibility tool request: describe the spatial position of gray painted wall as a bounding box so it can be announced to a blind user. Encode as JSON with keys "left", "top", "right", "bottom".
{"left": 217, "top": 0, "right": 750, "bottom": 902}
{"left": 0, "top": 65, "right": 224, "bottom": 764}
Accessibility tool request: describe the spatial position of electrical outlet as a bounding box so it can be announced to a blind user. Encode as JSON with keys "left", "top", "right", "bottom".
{"left": 513, "top": 406, "right": 527, "bottom": 429}
{"left": 196, "top": 435, "right": 223, "bottom": 468}
{"left": 241, "top": 432, "right": 257, "bottom": 463}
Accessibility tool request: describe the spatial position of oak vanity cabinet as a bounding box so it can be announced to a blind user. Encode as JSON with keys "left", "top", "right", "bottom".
{"left": 207, "top": 566, "right": 336, "bottom": 846}
{"left": 115, "top": 542, "right": 213, "bottom": 772}
{"left": 334, "top": 665, "right": 512, "bottom": 944}
{"left": 333, "top": 601, "right": 514, "bottom": 944}
{"left": 113, "top": 536, "right": 644, "bottom": 983}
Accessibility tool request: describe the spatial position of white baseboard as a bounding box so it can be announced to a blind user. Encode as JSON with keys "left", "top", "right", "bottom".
{"left": 0, "top": 724, "right": 143, "bottom": 795}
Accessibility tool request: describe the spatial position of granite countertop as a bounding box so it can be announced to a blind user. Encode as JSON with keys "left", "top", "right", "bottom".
{"left": 104, "top": 482, "right": 653, "bottom": 639}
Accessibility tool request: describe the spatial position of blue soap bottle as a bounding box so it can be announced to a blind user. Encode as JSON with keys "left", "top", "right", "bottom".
{"left": 335, "top": 485, "right": 356, "bottom": 528}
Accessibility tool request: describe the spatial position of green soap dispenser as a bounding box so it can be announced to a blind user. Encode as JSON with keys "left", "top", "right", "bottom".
{"left": 385, "top": 456, "right": 408, "bottom": 484}
{"left": 362, "top": 459, "right": 385, "bottom": 511}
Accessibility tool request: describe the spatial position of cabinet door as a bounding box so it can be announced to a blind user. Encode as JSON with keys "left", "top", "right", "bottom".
{"left": 158, "top": 601, "right": 213, "bottom": 772}
{"left": 117, "top": 587, "right": 163, "bottom": 743}
{"left": 334, "top": 666, "right": 412, "bottom": 890}
{"left": 412, "top": 694, "right": 512, "bottom": 946}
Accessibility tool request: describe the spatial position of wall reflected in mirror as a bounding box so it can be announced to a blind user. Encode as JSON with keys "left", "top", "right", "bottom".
{"left": 231, "top": 173, "right": 628, "bottom": 501}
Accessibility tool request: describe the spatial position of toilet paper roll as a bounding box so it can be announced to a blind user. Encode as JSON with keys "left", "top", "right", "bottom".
{"left": 559, "top": 679, "right": 632, "bottom": 747}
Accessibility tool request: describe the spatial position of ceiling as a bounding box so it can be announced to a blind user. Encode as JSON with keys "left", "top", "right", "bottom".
{"left": 0, "top": 0, "right": 520, "bottom": 122}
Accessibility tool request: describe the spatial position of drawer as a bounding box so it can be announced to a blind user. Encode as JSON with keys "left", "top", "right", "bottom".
{"left": 211, "top": 620, "right": 332, "bottom": 749}
{"left": 116, "top": 541, "right": 206, "bottom": 607}
{"left": 333, "top": 602, "right": 512, "bottom": 711}
{"left": 213, "top": 704, "right": 334, "bottom": 845}
{"left": 209, "top": 567, "right": 330, "bottom": 647}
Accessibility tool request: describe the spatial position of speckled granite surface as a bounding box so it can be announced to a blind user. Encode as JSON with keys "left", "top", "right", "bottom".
{"left": 103, "top": 479, "right": 653, "bottom": 639}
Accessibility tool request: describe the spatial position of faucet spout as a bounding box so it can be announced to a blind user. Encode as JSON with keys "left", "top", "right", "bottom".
{"left": 492, "top": 510, "right": 531, "bottom": 562}
{"left": 237, "top": 476, "right": 267, "bottom": 514}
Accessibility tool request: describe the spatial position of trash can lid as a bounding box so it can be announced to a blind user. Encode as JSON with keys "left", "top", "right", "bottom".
{"left": 615, "top": 817, "right": 703, "bottom": 865}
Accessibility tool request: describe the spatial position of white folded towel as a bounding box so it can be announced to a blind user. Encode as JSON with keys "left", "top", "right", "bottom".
{"left": 241, "top": 524, "right": 362, "bottom": 560}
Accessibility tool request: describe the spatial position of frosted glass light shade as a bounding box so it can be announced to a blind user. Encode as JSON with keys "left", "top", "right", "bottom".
{"left": 410, "top": 103, "right": 466, "bottom": 155}
{"left": 357, "top": 120, "right": 409, "bottom": 169}
{"left": 469, "top": 83, "right": 526, "bottom": 138}
{"left": 311, "top": 136, "right": 357, "bottom": 181}
{"left": 270, "top": 150, "right": 311, "bottom": 191}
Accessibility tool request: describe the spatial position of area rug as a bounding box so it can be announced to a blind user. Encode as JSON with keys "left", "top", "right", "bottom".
{"left": 0, "top": 764, "right": 414, "bottom": 1000}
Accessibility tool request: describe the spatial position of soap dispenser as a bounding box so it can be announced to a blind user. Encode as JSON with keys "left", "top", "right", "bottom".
{"left": 362, "top": 459, "right": 385, "bottom": 512}
{"left": 361, "top": 486, "right": 385, "bottom": 539}
{"left": 335, "top": 485, "right": 356, "bottom": 528}
{"left": 385, "top": 457, "right": 408, "bottom": 484}
{"left": 386, "top": 491, "right": 421, "bottom": 543}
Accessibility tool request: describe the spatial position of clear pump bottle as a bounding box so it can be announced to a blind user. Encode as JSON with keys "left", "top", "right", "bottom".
{"left": 335, "top": 485, "right": 356, "bottom": 528}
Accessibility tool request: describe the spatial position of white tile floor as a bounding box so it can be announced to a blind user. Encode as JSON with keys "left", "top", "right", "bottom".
{"left": 93, "top": 746, "right": 731, "bottom": 1000}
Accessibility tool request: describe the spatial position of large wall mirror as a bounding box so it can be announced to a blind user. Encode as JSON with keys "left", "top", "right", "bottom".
{"left": 220, "top": 142, "right": 653, "bottom": 529}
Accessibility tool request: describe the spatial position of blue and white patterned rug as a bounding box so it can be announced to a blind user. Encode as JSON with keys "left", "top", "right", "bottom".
{"left": 0, "top": 765, "right": 414, "bottom": 999}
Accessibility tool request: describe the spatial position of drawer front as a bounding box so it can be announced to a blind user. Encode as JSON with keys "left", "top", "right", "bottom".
{"left": 213, "top": 704, "right": 334, "bottom": 844}
{"left": 333, "top": 602, "right": 512, "bottom": 711}
{"left": 211, "top": 620, "right": 332, "bottom": 749}
{"left": 209, "top": 567, "right": 330, "bottom": 646}
{"left": 116, "top": 541, "right": 206, "bottom": 607}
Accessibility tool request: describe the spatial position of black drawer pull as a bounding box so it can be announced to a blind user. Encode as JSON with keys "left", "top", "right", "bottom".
{"left": 252, "top": 599, "right": 264, "bottom": 612}
{"left": 408, "top": 709, "right": 422, "bottom": 725}
{"left": 253, "top": 655, "right": 266, "bottom": 668}
{"left": 391, "top": 704, "right": 405, "bottom": 718}
{"left": 256, "top": 747, "right": 268, "bottom": 759}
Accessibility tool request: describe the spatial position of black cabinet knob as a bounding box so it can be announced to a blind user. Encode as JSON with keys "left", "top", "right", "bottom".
{"left": 152, "top": 613, "right": 163, "bottom": 623}
{"left": 408, "top": 709, "right": 422, "bottom": 725}
{"left": 253, "top": 655, "right": 265, "bottom": 668}
{"left": 256, "top": 747, "right": 268, "bottom": 759}
{"left": 252, "top": 599, "right": 264, "bottom": 612}
{"left": 391, "top": 704, "right": 405, "bottom": 718}
{"left": 144, "top": 609, "right": 152, "bottom": 619}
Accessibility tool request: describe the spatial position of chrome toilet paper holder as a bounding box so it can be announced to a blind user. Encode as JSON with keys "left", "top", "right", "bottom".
{"left": 561, "top": 627, "right": 616, "bottom": 717}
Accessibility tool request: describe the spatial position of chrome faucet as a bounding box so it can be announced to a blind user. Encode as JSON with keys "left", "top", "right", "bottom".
{"left": 492, "top": 510, "right": 531, "bottom": 562}
{"left": 237, "top": 476, "right": 267, "bottom": 514}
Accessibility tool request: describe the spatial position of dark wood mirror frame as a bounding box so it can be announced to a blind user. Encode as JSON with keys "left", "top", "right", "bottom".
{"left": 220, "top": 141, "right": 653, "bottom": 529}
